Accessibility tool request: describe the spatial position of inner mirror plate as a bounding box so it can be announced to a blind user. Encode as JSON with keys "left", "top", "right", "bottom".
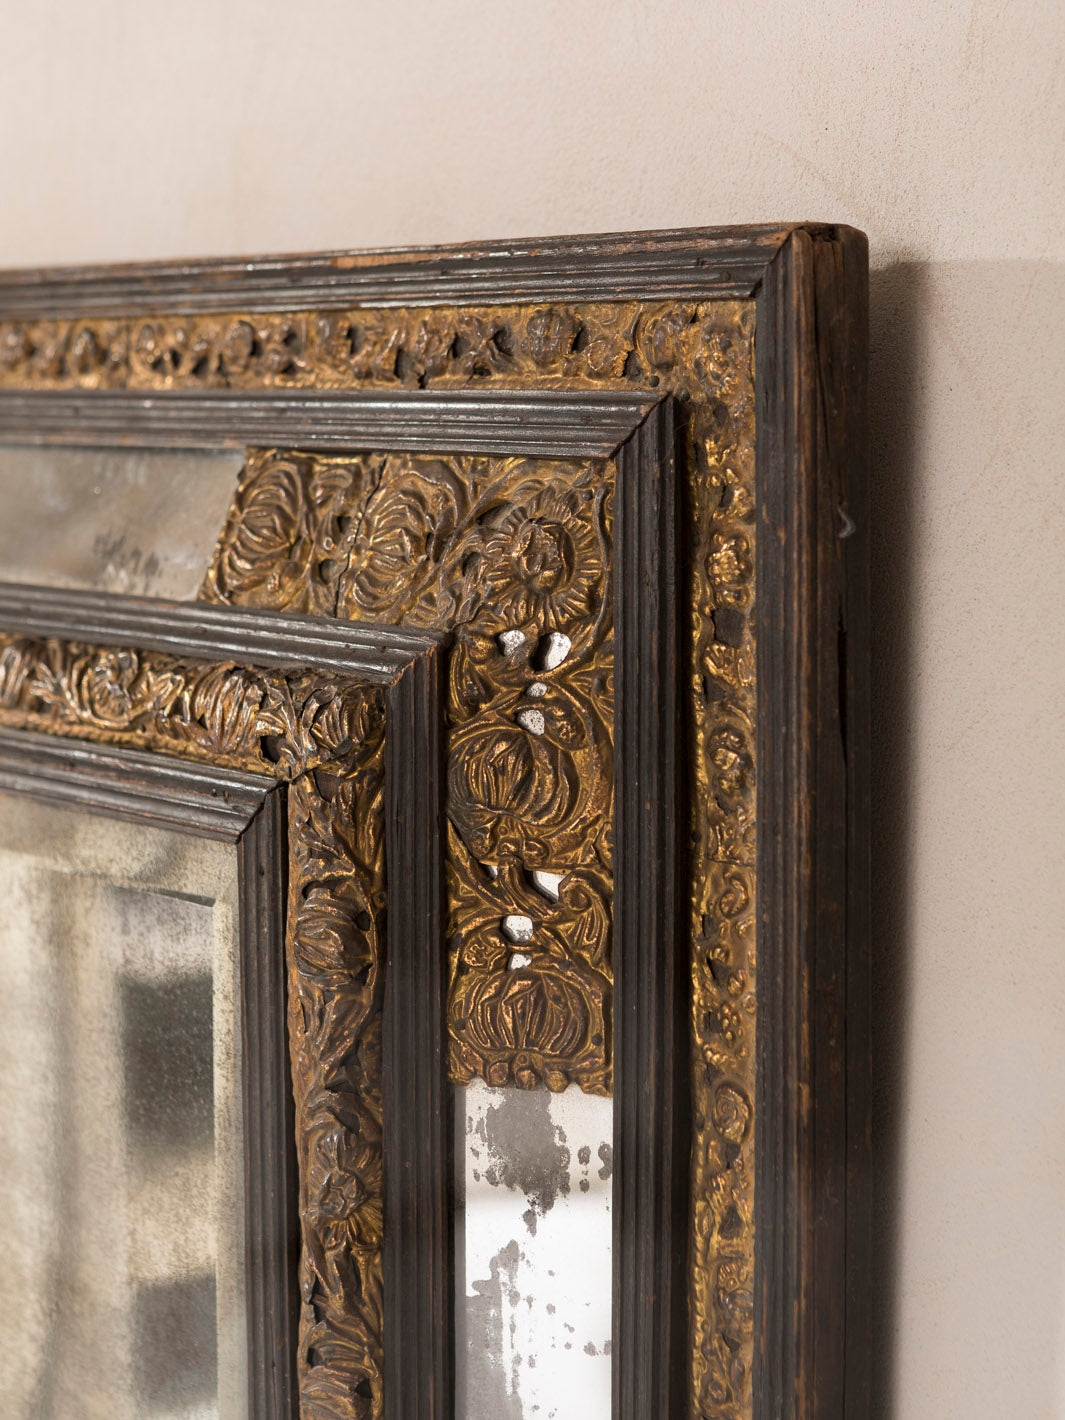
{"left": 0, "top": 443, "right": 242, "bottom": 598}
{"left": 0, "top": 794, "right": 245, "bottom": 1420}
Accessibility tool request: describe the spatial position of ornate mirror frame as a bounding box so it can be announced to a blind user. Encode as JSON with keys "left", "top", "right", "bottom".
{"left": 0, "top": 224, "right": 870, "bottom": 1420}
{"left": 0, "top": 585, "right": 444, "bottom": 1419}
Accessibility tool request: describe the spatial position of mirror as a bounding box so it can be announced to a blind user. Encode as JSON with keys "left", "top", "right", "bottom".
{"left": 0, "top": 794, "right": 245, "bottom": 1419}
{"left": 455, "top": 1080, "right": 614, "bottom": 1418}
{"left": 0, "top": 443, "right": 241, "bottom": 598}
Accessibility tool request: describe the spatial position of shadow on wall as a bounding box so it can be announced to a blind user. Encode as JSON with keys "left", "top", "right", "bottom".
{"left": 867, "top": 259, "right": 1065, "bottom": 1420}
{"left": 867, "top": 257, "right": 923, "bottom": 1420}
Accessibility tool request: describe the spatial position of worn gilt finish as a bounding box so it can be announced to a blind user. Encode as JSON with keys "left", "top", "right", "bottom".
{"left": 0, "top": 295, "right": 758, "bottom": 1415}
{"left": 0, "top": 629, "right": 390, "bottom": 1419}
{"left": 178, "top": 299, "right": 757, "bottom": 1414}
{"left": 203, "top": 447, "right": 616, "bottom": 1097}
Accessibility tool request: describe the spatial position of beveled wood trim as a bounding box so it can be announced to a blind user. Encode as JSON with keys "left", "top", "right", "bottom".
{"left": 0, "top": 723, "right": 273, "bottom": 838}
{"left": 0, "top": 387, "right": 663, "bottom": 458}
{"left": 383, "top": 644, "right": 449, "bottom": 1420}
{"left": 240, "top": 786, "right": 300, "bottom": 1420}
{"left": 0, "top": 225, "right": 798, "bottom": 316}
{"left": 0, "top": 581, "right": 440, "bottom": 683}
{"left": 613, "top": 400, "right": 689, "bottom": 1418}
{"left": 754, "top": 226, "right": 870, "bottom": 1419}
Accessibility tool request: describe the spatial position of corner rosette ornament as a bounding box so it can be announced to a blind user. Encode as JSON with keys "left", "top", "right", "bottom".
{"left": 304, "top": 1120, "right": 384, "bottom": 1260}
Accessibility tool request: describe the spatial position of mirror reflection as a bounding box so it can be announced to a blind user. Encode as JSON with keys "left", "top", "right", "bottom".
{"left": 0, "top": 443, "right": 241, "bottom": 598}
{"left": 0, "top": 796, "right": 245, "bottom": 1420}
{"left": 455, "top": 1080, "right": 613, "bottom": 1419}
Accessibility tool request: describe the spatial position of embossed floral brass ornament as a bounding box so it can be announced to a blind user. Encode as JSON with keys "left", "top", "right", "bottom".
{"left": 182, "top": 300, "right": 759, "bottom": 1413}
{"left": 204, "top": 447, "right": 617, "bottom": 1105}
{"left": 0, "top": 225, "right": 870, "bottom": 1420}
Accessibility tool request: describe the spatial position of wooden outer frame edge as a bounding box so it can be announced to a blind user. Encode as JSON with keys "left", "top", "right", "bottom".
{"left": 754, "top": 226, "right": 870, "bottom": 1419}
{"left": 612, "top": 399, "right": 689, "bottom": 1420}
{"left": 0, "top": 225, "right": 799, "bottom": 315}
{"left": 0, "top": 722, "right": 273, "bottom": 838}
{"left": 0, "top": 728, "right": 296, "bottom": 1414}
{"left": 382, "top": 642, "right": 449, "bottom": 1420}
{"left": 240, "top": 784, "right": 300, "bottom": 1420}
{"left": 0, "top": 388, "right": 663, "bottom": 459}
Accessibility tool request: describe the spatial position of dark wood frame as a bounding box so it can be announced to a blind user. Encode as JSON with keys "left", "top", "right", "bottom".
{"left": 0, "top": 223, "right": 870, "bottom": 1420}
{"left": 754, "top": 230, "right": 870, "bottom": 1420}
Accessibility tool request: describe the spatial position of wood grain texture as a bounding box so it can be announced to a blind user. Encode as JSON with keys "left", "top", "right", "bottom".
{"left": 0, "top": 225, "right": 796, "bottom": 316}
{"left": 753, "top": 226, "right": 870, "bottom": 1420}
{"left": 382, "top": 644, "right": 449, "bottom": 1420}
{"left": 612, "top": 401, "right": 690, "bottom": 1418}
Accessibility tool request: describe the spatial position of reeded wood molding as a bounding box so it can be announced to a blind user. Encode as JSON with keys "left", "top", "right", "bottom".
{"left": 0, "top": 225, "right": 799, "bottom": 316}
{"left": 383, "top": 647, "right": 449, "bottom": 1420}
{"left": 0, "top": 581, "right": 438, "bottom": 683}
{"left": 0, "top": 387, "right": 663, "bottom": 458}
{"left": 0, "top": 722, "right": 273, "bottom": 838}
{"left": 240, "top": 786, "right": 299, "bottom": 1420}
{"left": 754, "top": 226, "right": 870, "bottom": 1420}
{"left": 613, "top": 401, "right": 690, "bottom": 1417}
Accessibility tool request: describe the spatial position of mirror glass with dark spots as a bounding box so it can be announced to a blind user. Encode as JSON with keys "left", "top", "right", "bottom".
{"left": 0, "top": 795, "right": 246, "bottom": 1419}
{"left": 0, "top": 443, "right": 242, "bottom": 598}
{"left": 455, "top": 1080, "right": 614, "bottom": 1418}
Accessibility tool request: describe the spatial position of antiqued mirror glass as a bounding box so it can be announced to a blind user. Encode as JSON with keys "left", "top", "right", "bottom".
{"left": 455, "top": 1080, "right": 614, "bottom": 1418}
{"left": 0, "top": 224, "right": 872, "bottom": 1420}
{"left": 0, "top": 443, "right": 242, "bottom": 598}
{"left": 0, "top": 794, "right": 245, "bottom": 1420}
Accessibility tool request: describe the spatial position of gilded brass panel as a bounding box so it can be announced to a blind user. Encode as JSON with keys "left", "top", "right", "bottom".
{"left": 203, "top": 450, "right": 615, "bottom": 1098}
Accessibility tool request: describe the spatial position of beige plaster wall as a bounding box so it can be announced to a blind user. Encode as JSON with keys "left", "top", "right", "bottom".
{"left": 2, "top": 3, "right": 1063, "bottom": 1414}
